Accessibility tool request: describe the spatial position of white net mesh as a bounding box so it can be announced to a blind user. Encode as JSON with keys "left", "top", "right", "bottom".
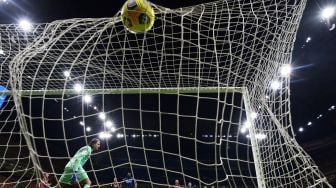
{"left": 0, "top": 0, "right": 332, "bottom": 187}
{"left": 0, "top": 24, "right": 48, "bottom": 187}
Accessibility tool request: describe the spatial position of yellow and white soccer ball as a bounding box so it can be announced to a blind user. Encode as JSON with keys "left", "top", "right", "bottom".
{"left": 121, "top": 0, "right": 155, "bottom": 33}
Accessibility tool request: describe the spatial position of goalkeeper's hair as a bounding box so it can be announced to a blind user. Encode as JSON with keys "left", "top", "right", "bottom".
{"left": 89, "top": 138, "right": 100, "bottom": 148}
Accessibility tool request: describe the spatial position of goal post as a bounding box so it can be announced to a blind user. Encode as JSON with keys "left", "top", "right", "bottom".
{"left": 242, "top": 88, "right": 266, "bottom": 188}
{"left": 4, "top": 85, "right": 270, "bottom": 187}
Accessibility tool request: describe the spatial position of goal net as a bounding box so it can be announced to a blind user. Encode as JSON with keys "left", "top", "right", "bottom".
{"left": 0, "top": 0, "right": 332, "bottom": 187}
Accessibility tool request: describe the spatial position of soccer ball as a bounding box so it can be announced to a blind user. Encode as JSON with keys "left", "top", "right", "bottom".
{"left": 121, "top": 0, "right": 155, "bottom": 33}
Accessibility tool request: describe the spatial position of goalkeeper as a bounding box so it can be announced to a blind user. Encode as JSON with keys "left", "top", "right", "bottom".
{"left": 59, "top": 138, "right": 101, "bottom": 188}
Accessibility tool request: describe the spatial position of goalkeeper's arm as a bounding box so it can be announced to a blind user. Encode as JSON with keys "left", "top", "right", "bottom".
{"left": 72, "top": 147, "right": 90, "bottom": 172}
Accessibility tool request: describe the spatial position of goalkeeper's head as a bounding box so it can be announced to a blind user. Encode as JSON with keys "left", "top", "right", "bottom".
{"left": 89, "top": 138, "right": 101, "bottom": 151}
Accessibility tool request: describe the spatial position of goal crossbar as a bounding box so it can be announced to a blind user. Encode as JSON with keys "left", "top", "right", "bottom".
{"left": 0, "top": 87, "right": 244, "bottom": 96}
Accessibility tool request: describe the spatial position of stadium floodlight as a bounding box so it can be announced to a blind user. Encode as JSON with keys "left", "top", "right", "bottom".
{"left": 321, "top": 6, "right": 335, "bottom": 20}
{"left": 79, "top": 121, "right": 84, "bottom": 126}
{"left": 99, "top": 112, "right": 106, "bottom": 120}
{"left": 99, "top": 131, "right": 112, "bottom": 139}
{"left": 241, "top": 127, "right": 248, "bottom": 134}
{"left": 86, "top": 127, "right": 91, "bottom": 132}
{"left": 83, "top": 95, "right": 92, "bottom": 104}
{"left": 271, "top": 80, "right": 281, "bottom": 90}
{"left": 18, "top": 19, "right": 33, "bottom": 32}
{"left": 240, "top": 121, "right": 251, "bottom": 133}
{"left": 251, "top": 112, "right": 258, "bottom": 120}
{"left": 104, "top": 120, "right": 113, "bottom": 128}
{"left": 110, "top": 127, "right": 116, "bottom": 133}
{"left": 73, "top": 83, "right": 83, "bottom": 92}
{"left": 255, "top": 133, "right": 267, "bottom": 140}
{"left": 307, "top": 122, "right": 312, "bottom": 126}
{"left": 63, "top": 70, "right": 70, "bottom": 78}
{"left": 280, "top": 64, "right": 292, "bottom": 77}
{"left": 298, "top": 127, "right": 304, "bottom": 132}
{"left": 306, "top": 37, "right": 311, "bottom": 43}
{"left": 246, "top": 133, "right": 267, "bottom": 140}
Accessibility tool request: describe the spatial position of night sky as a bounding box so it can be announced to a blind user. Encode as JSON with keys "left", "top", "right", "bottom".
{"left": 0, "top": 0, "right": 335, "bottom": 186}
{"left": 291, "top": 1, "right": 336, "bottom": 184}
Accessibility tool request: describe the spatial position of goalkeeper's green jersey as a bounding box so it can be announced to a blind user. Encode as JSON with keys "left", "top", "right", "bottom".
{"left": 65, "top": 146, "right": 92, "bottom": 171}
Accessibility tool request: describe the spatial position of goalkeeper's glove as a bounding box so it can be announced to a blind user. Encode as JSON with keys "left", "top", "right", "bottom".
{"left": 70, "top": 171, "right": 77, "bottom": 185}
